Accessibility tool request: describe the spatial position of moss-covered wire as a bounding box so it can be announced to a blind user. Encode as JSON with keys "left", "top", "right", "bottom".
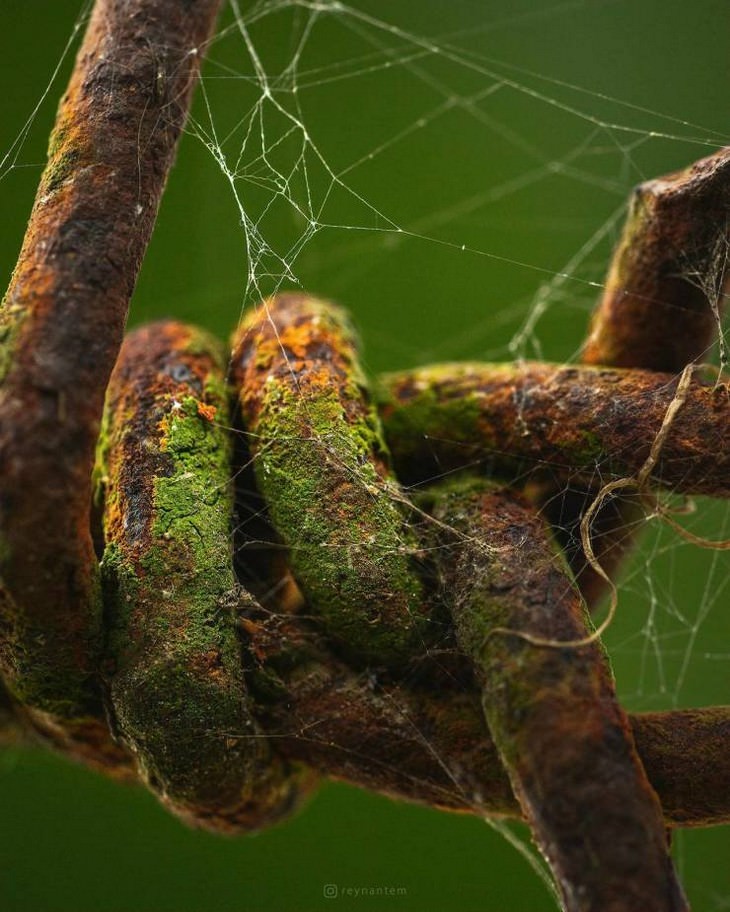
{"left": 421, "top": 476, "right": 687, "bottom": 912}
{"left": 376, "top": 361, "right": 730, "bottom": 496}
{"left": 230, "top": 293, "right": 429, "bottom": 669}
{"left": 98, "top": 321, "right": 312, "bottom": 831}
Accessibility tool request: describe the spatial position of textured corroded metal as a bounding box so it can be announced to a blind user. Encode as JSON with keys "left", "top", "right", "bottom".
{"left": 565, "top": 146, "right": 730, "bottom": 604}
{"left": 377, "top": 362, "right": 730, "bottom": 496}
{"left": 231, "top": 294, "right": 429, "bottom": 668}
{"left": 3, "top": 602, "right": 730, "bottom": 828}
{"left": 0, "top": 1, "right": 727, "bottom": 894}
{"left": 0, "top": 0, "right": 224, "bottom": 733}
{"left": 583, "top": 146, "right": 730, "bottom": 371}
{"left": 425, "top": 479, "right": 686, "bottom": 912}
{"left": 98, "top": 321, "right": 312, "bottom": 831}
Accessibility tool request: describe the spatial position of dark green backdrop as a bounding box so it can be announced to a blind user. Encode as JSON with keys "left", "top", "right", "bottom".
{"left": 2, "top": 2, "right": 730, "bottom": 910}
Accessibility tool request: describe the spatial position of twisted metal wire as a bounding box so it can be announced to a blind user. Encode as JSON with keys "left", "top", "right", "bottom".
{"left": 2, "top": 292, "right": 728, "bottom": 912}
{"left": 1, "top": 2, "right": 730, "bottom": 909}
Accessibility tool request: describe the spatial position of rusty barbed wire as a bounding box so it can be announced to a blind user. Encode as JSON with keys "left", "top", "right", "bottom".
{"left": 2, "top": 293, "right": 726, "bottom": 912}
{"left": 1, "top": 2, "right": 730, "bottom": 910}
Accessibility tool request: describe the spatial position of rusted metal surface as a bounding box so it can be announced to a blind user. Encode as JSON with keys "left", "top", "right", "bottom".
{"left": 583, "top": 147, "right": 730, "bottom": 371}
{"left": 4, "top": 596, "right": 730, "bottom": 829}
{"left": 0, "top": 0, "right": 223, "bottom": 725}
{"left": 424, "top": 479, "right": 686, "bottom": 911}
{"left": 240, "top": 571, "right": 730, "bottom": 829}
{"left": 558, "top": 147, "right": 730, "bottom": 607}
{"left": 533, "top": 478, "right": 645, "bottom": 606}
{"left": 0, "top": 0, "right": 724, "bottom": 897}
{"left": 378, "top": 361, "right": 730, "bottom": 496}
{"left": 629, "top": 707, "right": 730, "bottom": 829}
{"left": 231, "top": 294, "right": 429, "bottom": 669}
{"left": 98, "top": 321, "right": 311, "bottom": 831}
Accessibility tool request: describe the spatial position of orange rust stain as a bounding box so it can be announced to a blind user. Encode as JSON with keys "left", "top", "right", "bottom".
{"left": 278, "top": 322, "right": 321, "bottom": 357}
{"left": 189, "top": 649, "right": 225, "bottom": 682}
{"left": 304, "top": 365, "right": 336, "bottom": 390}
{"left": 252, "top": 315, "right": 348, "bottom": 365}
{"left": 197, "top": 401, "right": 217, "bottom": 422}
{"left": 239, "top": 619, "right": 268, "bottom": 662}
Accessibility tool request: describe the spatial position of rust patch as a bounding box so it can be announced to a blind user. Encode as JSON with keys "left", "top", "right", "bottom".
{"left": 583, "top": 146, "right": 730, "bottom": 371}
{"left": 230, "top": 293, "right": 428, "bottom": 669}
{"left": 428, "top": 480, "right": 686, "bottom": 911}
{"left": 0, "top": 0, "right": 224, "bottom": 731}
{"left": 100, "top": 320, "right": 311, "bottom": 832}
{"left": 378, "top": 362, "right": 730, "bottom": 496}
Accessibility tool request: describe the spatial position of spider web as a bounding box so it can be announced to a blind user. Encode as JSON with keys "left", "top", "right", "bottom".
{"left": 1, "top": 1, "right": 730, "bottom": 910}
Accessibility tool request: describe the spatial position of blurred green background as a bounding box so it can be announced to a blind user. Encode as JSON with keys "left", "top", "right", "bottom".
{"left": 2, "top": 1, "right": 730, "bottom": 909}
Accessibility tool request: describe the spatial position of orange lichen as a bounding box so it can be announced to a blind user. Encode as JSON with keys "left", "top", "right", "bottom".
{"left": 197, "top": 401, "right": 218, "bottom": 422}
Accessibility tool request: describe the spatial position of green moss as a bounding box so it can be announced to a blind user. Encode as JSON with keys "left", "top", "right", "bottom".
{"left": 378, "top": 363, "right": 638, "bottom": 484}
{"left": 41, "top": 121, "right": 85, "bottom": 196}
{"left": 376, "top": 371, "right": 488, "bottom": 459}
{"left": 420, "top": 475, "right": 615, "bottom": 778}
{"left": 92, "top": 383, "right": 116, "bottom": 511}
{"left": 252, "top": 380, "right": 425, "bottom": 666}
{"left": 42, "top": 147, "right": 81, "bottom": 195}
{"left": 573, "top": 427, "right": 603, "bottom": 462}
{"left": 181, "top": 325, "right": 225, "bottom": 360}
{"left": 0, "top": 301, "right": 25, "bottom": 387}
{"left": 1, "top": 571, "right": 103, "bottom": 719}
{"left": 113, "top": 658, "right": 248, "bottom": 806}
{"left": 46, "top": 120, "right": 69, "bottom": 159}
{"left": 98, "top": 334, "right": 284, "bottom": 825}
{"left": 231, "top": 298, "right": 435, "bottom": 668}
{"left": 104, "top": 391, "right": 241, "bottom": 666}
